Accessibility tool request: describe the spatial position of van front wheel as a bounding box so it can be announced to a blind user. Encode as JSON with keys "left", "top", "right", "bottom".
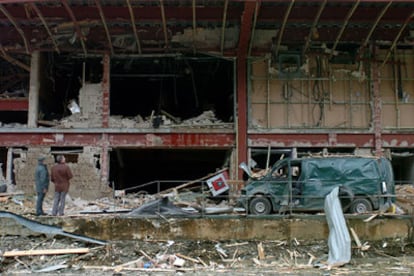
{"left": 249, "top": 196, "right": 272, "bottom": 215}
{"left": 350, "top": 198, "right": 372, "bottom": 214}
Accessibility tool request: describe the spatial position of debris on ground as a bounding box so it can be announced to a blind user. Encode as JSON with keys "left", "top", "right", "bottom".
{"left": 1, "top": 182, "right": 414, "bottom": 274}
{"left": 2, "top": 235, "right": 414, "bottom": 275}
{"left": 396, "top": 185, "right": 414, "bottom": 213}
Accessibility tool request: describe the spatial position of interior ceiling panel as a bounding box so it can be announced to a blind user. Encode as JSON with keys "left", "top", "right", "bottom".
{"left": 0, "top": 0, "right": 414, "bottom": 58}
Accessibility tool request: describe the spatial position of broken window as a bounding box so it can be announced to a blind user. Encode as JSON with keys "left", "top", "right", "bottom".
{"left": 0, "top": 57, "right": 30, "bottom": 126}
{"left": 110, "top": 55, "right": 234, "bottom": 128}
{"left": 39, "top": 54, "right": 102, "bottom": 124}
{"left": 109, "top": 148, "right": 230, "bottom": 193}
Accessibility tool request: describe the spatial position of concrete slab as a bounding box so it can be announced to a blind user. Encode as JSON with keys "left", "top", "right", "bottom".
{"left": 0, "top": 214, "right": 411, "bottom": 242}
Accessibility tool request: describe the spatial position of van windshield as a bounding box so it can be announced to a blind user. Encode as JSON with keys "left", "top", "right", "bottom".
{"left": 269, "top": 159, "right": 289, "bottom": 178}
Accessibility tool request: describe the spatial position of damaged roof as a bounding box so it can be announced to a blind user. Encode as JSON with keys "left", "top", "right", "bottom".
{"left": 0, "top": 0, "right": 414, "bottom": 59}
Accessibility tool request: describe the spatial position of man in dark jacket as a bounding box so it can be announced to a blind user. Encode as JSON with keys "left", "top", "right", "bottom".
{"left": 34, "top": 156, "right": 49, "bottom": 216}
{"left": 51, "top": 155, "right": 73, "bottom": 216}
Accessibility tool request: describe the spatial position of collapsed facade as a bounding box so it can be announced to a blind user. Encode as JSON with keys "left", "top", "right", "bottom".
{"left": 1, "top": 1, "right": 414, "bottom": 200}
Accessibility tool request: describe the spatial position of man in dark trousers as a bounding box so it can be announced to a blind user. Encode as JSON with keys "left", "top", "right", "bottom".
{"left": 34, "top": 156, "right": 49, "bottom": 216}
{"left": 51, "top": 155, "right": 73, "bottom": 216}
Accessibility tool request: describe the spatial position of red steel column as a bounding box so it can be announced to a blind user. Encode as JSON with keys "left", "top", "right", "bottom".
{"left": 236, "top": 1, "right": 256, "bottom": 179}
{"left": 371, "top": 54, "right": 382, "bottom": 156}
{"left": 237, "top": 58, "right": 247, "bottom": 179}
{"left": 101, "top": 54, "right": 110, "bottom": 186}
{"left": 102, "top": 53, "right": 110, "bottom": 128}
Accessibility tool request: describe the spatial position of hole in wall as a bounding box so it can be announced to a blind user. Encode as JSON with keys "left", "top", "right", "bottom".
{"left": 109, "top": 148, "right": 231, "bottom": 194}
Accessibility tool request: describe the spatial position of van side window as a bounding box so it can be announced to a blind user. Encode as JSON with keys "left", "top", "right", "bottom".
{"left": 271, "top": 165, "right": 288, "bottom": 179}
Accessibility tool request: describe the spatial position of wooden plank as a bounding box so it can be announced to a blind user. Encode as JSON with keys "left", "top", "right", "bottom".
{"left": 2, "top": 248, "right": 89, "bottom": 257}
{"left": 350, "top": 227, "right": 362, "bottom": 248}
{"left": 0, "top": 192, "right": 24, "bottom": 197}
{"left": 159, "top": 168, "right": 228, "bottom": 195}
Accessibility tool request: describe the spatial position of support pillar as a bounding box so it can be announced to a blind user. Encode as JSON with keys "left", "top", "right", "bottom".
{"left": 28, "top": 51, "right": 40, "bottom": 128}
{"left": 100, "top": 133, "right": 109, "bottom": 187}
{"left": 236, "top": 57, "right": 248, "bottom": 180}
{"left": 371, "top": 58, "right": 382, "bottom": 156}
{"left": 100, "top": 54, "right": 110, "bottom": 187}
{"left": 102, "top": 53, "right": 110, "bottom": 128}
{"left": 236, "top": 1, "right": 256, "bottom": 180}
{"left": 6, "top": 147, "right": 12, "bottom": 185}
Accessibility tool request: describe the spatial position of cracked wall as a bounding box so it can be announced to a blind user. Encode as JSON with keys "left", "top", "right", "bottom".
{"left": 59, "top": 83, "right": 103, "bottom": 128}
{"left": 13, "top": 146, "right": 110, "bottom": 200}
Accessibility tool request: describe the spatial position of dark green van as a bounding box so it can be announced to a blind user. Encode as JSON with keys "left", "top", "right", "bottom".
{"left": 239, "top": 156, "right": 395, "bottom": 215}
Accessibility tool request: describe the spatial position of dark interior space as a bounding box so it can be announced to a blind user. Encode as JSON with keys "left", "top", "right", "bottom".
{"left": 0, "top": 147, "right": 8, "bottom": 181}
{"left": 0, "top": 111, "right": 27, "bottom": 124}
{"left": 0, "top": 59, "right": 29, "bottom": 96}
{"left": 0, "top": 58, "right": 29, "bottom": 125}
{"left": 40, "top": 54, "right": 102, "bottom": 121}
{"left": 109, "top": 148, "right": 231, "bottom": 193}
{"left": 391, "top": 153, "right": 414, "bottom": 185}
{"left": 250, "top": 148, "right": 294, "bottom": 170}
{"left": 110, "top": 55, "right": 234, "bottom": 123}
{"left": 50, "top": 147, "right": 83, "bottom": 163}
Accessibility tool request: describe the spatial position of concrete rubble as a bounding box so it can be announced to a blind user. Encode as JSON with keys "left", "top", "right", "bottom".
{"left": 1, "top": 183, "right": 414, "bottom": 274}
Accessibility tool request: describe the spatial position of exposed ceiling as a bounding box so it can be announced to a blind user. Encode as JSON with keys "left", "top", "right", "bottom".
{"left": 1, "top": 0, "right": 414, "bottom": 61}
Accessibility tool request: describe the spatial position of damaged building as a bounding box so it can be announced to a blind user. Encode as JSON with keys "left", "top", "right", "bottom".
{"left": 1, "top": 0, "right": 414, "bottom": 200}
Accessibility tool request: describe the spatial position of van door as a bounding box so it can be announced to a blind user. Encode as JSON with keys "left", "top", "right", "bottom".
{"left": 269, "top": 160, "right": 303, "bottom": 207}
{"left": 301, "top": 159, "right": 341, "bottom": 210}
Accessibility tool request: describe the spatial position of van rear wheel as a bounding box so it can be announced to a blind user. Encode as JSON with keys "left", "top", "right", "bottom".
{"left": 350, "top": 198, "right": 372, "bottom": 214}
{"left": 249, "top": 196, "right": 272, "bottom": 215}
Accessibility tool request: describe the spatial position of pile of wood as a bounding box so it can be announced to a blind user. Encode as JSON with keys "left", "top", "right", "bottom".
{"left": 396, "top": 185, "right": 414, "bottom": 214}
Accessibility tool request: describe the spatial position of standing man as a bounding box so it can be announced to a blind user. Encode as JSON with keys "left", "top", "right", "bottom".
{"left": 51, "top": 155, "right": 73, "bottom": 216}
{"left": 34, "top": 156, "right": 49, "bottom": 216}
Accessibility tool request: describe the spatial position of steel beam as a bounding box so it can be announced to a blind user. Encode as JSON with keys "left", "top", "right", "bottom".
{"left": 371, "top": 55, "right": 383, "bottom": 156}
{"left": 1, "top": 131, "right": 414, "bottom": 149}
{"left": 29, "top": 3, "right": 59, "bottom": 53}
{"left": 108, "top": 133, "right": 235, "bottom": 148}
{"left": 220, "top": 0, "right": 229, "bottom": 54}
{"left": 329, "top": 0, "right": 360, "bottom": 60}
{"left": 381, "top": 10, "right": 414, "bottom": 68}
{"left": 192, "top": 0, "right": 196, "bottom": 53}
{"left": 0, "top": 4, "right": 29, "bottom": 53}
{"left": 248, "top": 133, "right": 375, "bottom": 148}
{"left": 360, "top": 1, "right": 392, "bottom": 52}
{"left": 273, "top": 0, "right": 295, "bottom": 59}
{"left": 0, "top": 132, "right": 235, "bottom": 148}
{"left": 102, "top": 54, "right": 110, "bottom": 128}
{"left": 247, "top": 1, "right": 260, "bottom": 57}
{"left": 0, "top": 45, "right": 30, "bottom": 71}
{"left": 94, "top": 0, "right": 113, "bottom": 55}
{"left": 302, "top": 0, "right": 326, "bottom": 56}
{"left": 237, "top": 1, "right": 256, "bottom": 179}
{"left": 126, "top": 0, "right": 142, "bottom": 54}
{"left": 159, "top": 0, "right": 169, "bottom": 49}
{"left": 61, "top": 0, "right": 87, "bottom": 56}
{"left": 0, "top": 98, "right": 28, "bottom": 111}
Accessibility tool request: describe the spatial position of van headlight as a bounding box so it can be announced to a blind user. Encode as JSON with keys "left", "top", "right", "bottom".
{"left": 382, "top": 181, "right": 387, "bottom": 194}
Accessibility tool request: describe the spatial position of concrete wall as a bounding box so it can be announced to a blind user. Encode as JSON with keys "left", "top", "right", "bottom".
{"left": 60, "top": 83, "right": 103, "bottom": 128}
{"left": 13, "top": 146, "right": 110, "bottom": 200}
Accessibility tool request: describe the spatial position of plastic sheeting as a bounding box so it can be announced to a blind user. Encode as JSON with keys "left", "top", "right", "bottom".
{"left": 325, "top": 186, "right": 351, "bottom": 266}
{"left": 127, "top": 197, "right": 194, "bottom": 217}
{"left": 0, "top": 211, "right": 107, "bottom": 245}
